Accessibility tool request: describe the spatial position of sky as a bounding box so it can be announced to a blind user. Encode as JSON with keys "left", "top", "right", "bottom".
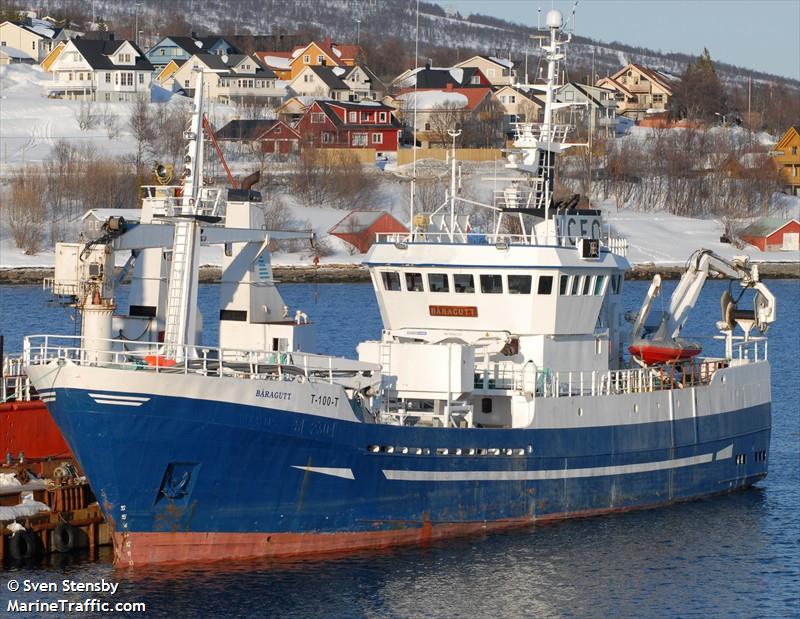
{"left": 432, "top": 0, "right": 800, "bottom": 80}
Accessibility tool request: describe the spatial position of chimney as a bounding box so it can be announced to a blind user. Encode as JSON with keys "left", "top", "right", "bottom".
{"left": 425, "top": 60, "right": 431, "bottom": 70}
{"left": 324, "top": 35, "right": 331, "bottom": 49}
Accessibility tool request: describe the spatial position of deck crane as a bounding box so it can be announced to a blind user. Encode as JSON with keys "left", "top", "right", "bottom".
{"left": 630, "top": 249, "right": 777, "bottom": 365}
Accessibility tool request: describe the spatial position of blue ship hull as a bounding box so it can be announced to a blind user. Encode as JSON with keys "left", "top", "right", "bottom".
{"left": 45, "top": 387, "right": 770, "bottom": 565}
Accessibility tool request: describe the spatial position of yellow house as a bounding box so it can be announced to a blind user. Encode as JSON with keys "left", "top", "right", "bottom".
{"left": 773, "top": 126, "right": 800, "bottom": 196}
{"left": 288, "top": 41, "right": 340, "bottom": 79}
{"left": 40, "top": 40, "right": 65, "bottom": 71}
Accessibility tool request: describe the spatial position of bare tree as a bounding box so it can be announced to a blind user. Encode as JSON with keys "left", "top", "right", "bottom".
{"left": 128, "top": 95, "right": 155, "bottom": 170}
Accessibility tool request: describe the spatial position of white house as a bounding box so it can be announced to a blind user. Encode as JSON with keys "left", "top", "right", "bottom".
{"left": 168, "top": 53, "right": 284, "bottom": 105}
{"left": 47, "top": 38, "right": 153, "bottom": 101}
{"left": 288, "top": 65, "right": 351, "bottom": 101}
{"left": 453, "top": 55, "right": 516, "bottom": 86}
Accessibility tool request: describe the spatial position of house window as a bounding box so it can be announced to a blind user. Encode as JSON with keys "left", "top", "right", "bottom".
{"left": 105, "top": 73, "right": 111, "bottom": 83}
{"left": 304, "top": 74, "right": 311, "bottom": 82}
{"left": 303, "top": 54, "right": 310, "bottom": 63}
{"left": 311, "top": 112, "right": 325, "bottom": 123}
{"left": 565, "top": 91, "right": 573, "bottom": 101}
{"left": 424, "top": 122, "right": 431, "bottom": 131}
{"left": 372, "top": 133, "right": 383, "bottom": 144}
{"left": 500, "top": 95, "right": 506, "bottom": 103}
{"left": 405, "top": 272, "right": 424, "bottom": 291}
{"left": 428, "top": 273, "right": 449, "bottom": 292}
{"left": 184, "top": 80, "right": 190, "bottom": 87}
{"left": 32, "top": 41, "right": 36, "bottom": 50}
{"left": 791, "top": 146, "right": 797, "bottom": 155}
{"left": 78, "top": 72, "right": 83, "bottom": 80}
{"left": 274, "top": 126, "right": 281, "bottom": 134}
{"left": 349, "top": 111, "right": 357, "bottom": 123}
{"left": 509, "top": 95, "right": 516, "bottom": 103}
{"left": 480, "top": 274, "right": 503, "bottom": 294}
{"left": 68, "top": 72, "right": 73, "bottom": 81}
{"left": 321, "top": 132, "right": 333, "bottom": 143}
{"left": 0, "top": 42, "right": 6, "bottom": 47}
{"left": 352, "top": 133, "right": 368, "bottom": 146}
{"left": 453, "top": 274, "right": 474, "bottom": 293}
{"left": 138, "top": 73, "right": 144, "bottom": 84}
{"left": 487, "top": 68, "right": 495, "bottom": 77}
{"left": 470, "top": 75, "right": 480, "bottom": 85}
{"left": 653, "top": 94, "right": 664, "bottom": 103}
{"left": 379, "top": 112, "right": 387, "bottom": 123}
{"left": 317, "top": 55, "right": 324, "bottom": 63}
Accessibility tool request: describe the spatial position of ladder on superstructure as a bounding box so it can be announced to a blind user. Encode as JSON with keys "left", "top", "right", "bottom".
{"left": 162, "top": 219, "right": 196, "bottom": 358}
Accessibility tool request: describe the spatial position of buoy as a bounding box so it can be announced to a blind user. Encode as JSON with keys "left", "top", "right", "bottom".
{"left": 53, "top": 522, "right": 77, "bottom": 553}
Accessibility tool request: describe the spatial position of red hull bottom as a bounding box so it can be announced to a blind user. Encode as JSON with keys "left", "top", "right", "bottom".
{"left": 112, "top": 483, "right": 760, "bottom": 567}
{"left": 0, "top": 401, "right": 72, "bottom": 460}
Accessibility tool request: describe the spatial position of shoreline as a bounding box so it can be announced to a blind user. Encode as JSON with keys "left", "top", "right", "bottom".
{"left": 1, "top": 261, "right": 798, "bottom": 285}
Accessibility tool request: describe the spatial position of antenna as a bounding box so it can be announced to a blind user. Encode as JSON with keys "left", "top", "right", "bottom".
{"left": 410, "top": 0, "right": 420, "bottom": 239}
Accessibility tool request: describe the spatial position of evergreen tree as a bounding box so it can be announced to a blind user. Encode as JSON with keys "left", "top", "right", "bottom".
{"left": 671, "top": 48, "right": 728, "bottom": 122}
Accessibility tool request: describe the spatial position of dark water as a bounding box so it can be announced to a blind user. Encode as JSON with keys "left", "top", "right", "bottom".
{"left": 0, "top": 280, "right": 798, "bottom": 618}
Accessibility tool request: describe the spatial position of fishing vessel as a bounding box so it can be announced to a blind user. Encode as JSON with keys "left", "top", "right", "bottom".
{"left": 24, "top": 11, "right": 776, "bottom": 566}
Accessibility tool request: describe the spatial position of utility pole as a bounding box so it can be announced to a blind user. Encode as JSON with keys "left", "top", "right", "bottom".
{"left": 134, "top": 2, "right": 140, "bottom": 46}
{"left": 356, "top": 19, "right": 361, "bottom": 45}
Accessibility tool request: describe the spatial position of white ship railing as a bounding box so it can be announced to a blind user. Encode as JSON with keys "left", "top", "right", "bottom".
{"left": 1, "top": 355, "right": 33, "bottom": 403}
{"left": 375, "top": 232, "right": 627, "bottom": 255}
{"left": 22, "top": 335, "right": 379, "bottom": 388}
{"left": 141, "top": 185, "right": 225, "bottom": 219}
{"left": 473, "top": 337, "right": 767, "bottom": 399}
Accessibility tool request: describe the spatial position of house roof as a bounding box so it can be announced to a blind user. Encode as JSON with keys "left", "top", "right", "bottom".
{"left": 185, "top": 53, "right": 276, "bottom": 78}
{"left": 69, "top": 39, "right": 153, "bottom": 71}
{"left": 496, "top": 85, "right": 545, "bottom": 107}
{"left": 307, "top": 65, "right": 349, "bottom": 90}
{"left": 609, "top": 63, "right": 675, "bottom": 94}
{"left": 329, "top": 210, "right": 405, "bottom": 234}
{"left": 776, "top": 126, "right": 800, "bottom": 149}
{"left": 215, "top": 119, "right": 298, "bottom": 140}
{"left": 597, "top": 75, "right": 634, "bottom": 98}
{"left": 312, "top": 100, "right": 401, "bottom": 130}
{"left": 160, "top": 35, "right": 239, "bottom": 55}
{"left": 6, "top": 20, "right": 63, "bottom": 40}
{"left": 397, "top": 87, "right": 491, "bottom": 111}
{"left": 738, "top": 217, "right": 800, "bottom": 238}
{"left": 341, "top": 64, "right": 385, "bottom": 89}
{"left": 394, "top": 66, "right": 486, "bottom": 89}
{"left": 254, "top": 51, "right": 292, "bottom": 70}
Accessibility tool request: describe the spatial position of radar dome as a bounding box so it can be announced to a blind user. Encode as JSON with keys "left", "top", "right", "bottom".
{"left": 545, "top": 9, "right": 563, "bottom": 28}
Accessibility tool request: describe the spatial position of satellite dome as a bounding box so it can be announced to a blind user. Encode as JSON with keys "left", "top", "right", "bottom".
{"left": 545, "top": 9, "right": 563, "bottom": 28}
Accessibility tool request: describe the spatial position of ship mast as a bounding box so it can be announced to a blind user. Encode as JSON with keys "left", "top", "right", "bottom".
{"left": 162, "top": 68, "right": 206, "bottom": 360}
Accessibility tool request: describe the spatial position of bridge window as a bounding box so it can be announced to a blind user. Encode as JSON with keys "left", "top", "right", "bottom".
{"left": 537, "top": 275, "right": 554, "bottom": 295}
{"left": 428, "top": 273, "right": 449, "bottom": 292}
{"left": 581, "top": 276, "right": 592, "bottom": 295}
{"left": 570, "top": 275, "right": 581, "bottom": 295}
{"left": 594, "top": 275, "right": 607, "bottom": 295}
{"left": 453, "top": 274, "right": 475, "bottom": 293}
{"left": 611, "top": 274, "right": 622, "bottom": 295}
{"left": 480, "top": 274, "right": 503, "bottom": 294}
{"left": 559, "top": 274, "right": 570, "bottom": 295}
{"left": 507, "top": 275, "right": 531, "bottom": 294}
{"left": 405, "top": 272, "right": 424, "bottom": 292}
{"left": 381, "top": 271, "right": 401, "bottom": 291}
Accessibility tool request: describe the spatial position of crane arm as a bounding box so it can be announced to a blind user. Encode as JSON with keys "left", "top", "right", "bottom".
{"left": 631, "top": 274, "right": 662, "bottom": 340}
{"left": 659, "top": 249, "right": 770, "bottom": 340}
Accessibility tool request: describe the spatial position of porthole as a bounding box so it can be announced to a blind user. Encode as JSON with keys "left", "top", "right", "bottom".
{"left": 634, "top": 404, "right": 639, "bottom": 414}
{"left": 527, "top": 444, "right": 534, "bottom": 454}
{"left": 577, "top": 407, "right": 583, "bottom": 417}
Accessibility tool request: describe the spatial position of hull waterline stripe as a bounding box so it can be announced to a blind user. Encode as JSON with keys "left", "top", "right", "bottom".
{"left": 92, "top": 399, "right": 145, "bottom": 407}
{"left": 382, "top": 446, "right": 731, "bottom": 482}
{"left": 88, "top": 393, "right": 150, "bottom": 402}
{"left": 290, "top": 466, "right": 355, "bottom": 480}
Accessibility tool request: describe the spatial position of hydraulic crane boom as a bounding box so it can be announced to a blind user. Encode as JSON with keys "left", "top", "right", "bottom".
{"left": 655, "top": 249, "right": 776, "bottom": 340}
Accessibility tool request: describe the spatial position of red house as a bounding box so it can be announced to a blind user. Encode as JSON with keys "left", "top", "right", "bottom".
{"left": 295, "top": 100, "right": 402, "bottom": 152}
{"left": 739, "top": 217, "right": 800, "bottom": 251}
{"left": 329, "top": 210, "right": 409, "bottom": 253}
{"left": 215, "top": 119, "right": 300, "bottom": 154}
